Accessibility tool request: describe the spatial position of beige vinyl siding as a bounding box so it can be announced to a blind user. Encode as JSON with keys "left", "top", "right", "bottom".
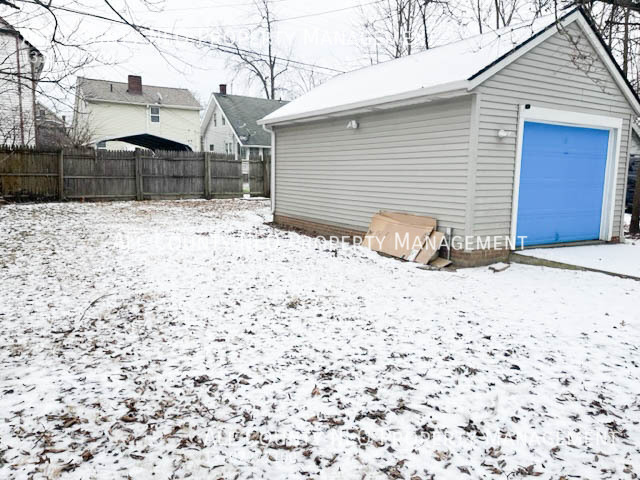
{"left": 473, "top": 23, "right": 634, "bottom": 240}
{"left": 79, "top": 100, "right": 201, "bottom": 151}
{"left": 274, "top": 96, "right": 472, "bottom": 234}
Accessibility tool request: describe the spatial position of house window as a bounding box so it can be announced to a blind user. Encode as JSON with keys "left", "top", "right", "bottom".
{"left": 150, "top": 106, "right": 160, "bottom": 123}
{"left": 209, "top": 144, "right": 214, "bottom": 151}
{"left": 222, "top": 116, "right": 226, "bottom": 126}
{"left": 213, "top": 113, "right": 217, "bottom": 127}
{"left": 97, "top": 141, "right": 107, "bottom": 150}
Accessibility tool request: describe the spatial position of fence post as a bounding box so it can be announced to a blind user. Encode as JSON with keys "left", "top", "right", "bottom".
{"left": 263, "top": 157, "right": 270, "bottom": 198}
{"left": 204, "top": 152, "right": 211, "bottom": 199}
{"left": 135, "top": 148, "right": 143, "bottom": 201}
{"left": 58, "top": 150, "right": 64, "bottom": 200}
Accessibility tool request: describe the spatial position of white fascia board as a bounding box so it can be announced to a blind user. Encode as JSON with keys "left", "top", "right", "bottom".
{"left": 574, "top": 16, "right": 640, "bottom": 116}
{"left": 258, "top": 81, "right": 469, "bottom": 126}
{"left": 469, "top": 10, "right": 640, "bottom": 116}
{"left": 200, "top": 94, "right": 216, "bottom": 134}
{"left": 469, "top": 10, "right": 582, "bottom": 90}
{"left": 209, "top": 94, "right": 243, "bottom": 146}
{"left": 632, "top": 122, "right": 640, "bottom": 140}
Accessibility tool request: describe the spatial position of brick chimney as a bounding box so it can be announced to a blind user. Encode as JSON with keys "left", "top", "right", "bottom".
{"left": 128, "top": 75, "right": 142, "bottom": 94}
{"left": 219, "top": 84, "right": 227, "bottom": 95}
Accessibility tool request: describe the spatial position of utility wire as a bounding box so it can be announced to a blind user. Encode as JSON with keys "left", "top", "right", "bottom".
{"left": 212, "top": 0, "right": 384, "bottom": 29}
{"left": 13, "top": 0, "right": 347, "bottom": 73}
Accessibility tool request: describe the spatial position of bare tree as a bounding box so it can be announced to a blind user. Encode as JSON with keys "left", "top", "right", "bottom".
{"left": 1, "top": 1, "right": 150, "bottom": 148}
{"left": 217, "top": 0, "right": 290, "bottom": 99}
{"left": 360, "top": 0, "right": 453, "bottom": 63}
{"left": 493, "top": 0, "right": 525, "bottom": 27}
{"left": 284, "top": 68, "right": 329, "bottom": 98}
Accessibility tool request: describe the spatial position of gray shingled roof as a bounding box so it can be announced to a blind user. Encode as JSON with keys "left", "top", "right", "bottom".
{"left": 78, "top": 77, "right": 201, "bottom": 109}
{"left": 214, "top": 93, "right": 287, "bottom": 146}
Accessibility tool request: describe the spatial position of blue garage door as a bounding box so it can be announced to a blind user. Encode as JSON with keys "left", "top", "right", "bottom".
{"left": 516, "top": 121, "right": 609, "bottom": 246}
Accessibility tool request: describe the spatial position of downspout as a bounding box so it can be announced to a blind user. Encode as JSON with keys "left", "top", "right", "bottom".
{"left": 15, "top": 36, "right": 25, "bottom": 145}
{"left": 262, "top": 124, "right": 275, "bottom": 214}
{"left": 30, "top": 55, "right": 38, "bottom": 147}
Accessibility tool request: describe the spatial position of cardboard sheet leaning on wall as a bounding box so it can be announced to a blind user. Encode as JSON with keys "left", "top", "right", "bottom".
{"left": 364, "top": 211, "right": 451, "bottom": 268}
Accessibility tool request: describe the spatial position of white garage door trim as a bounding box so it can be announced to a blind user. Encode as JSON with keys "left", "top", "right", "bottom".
{"left": 509, "top": 105, "right": 623, "bottom": 249}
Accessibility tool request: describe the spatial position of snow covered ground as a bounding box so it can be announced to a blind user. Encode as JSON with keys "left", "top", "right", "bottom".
{"left": 1, "top": 200, "right": 639, "bottom": 479}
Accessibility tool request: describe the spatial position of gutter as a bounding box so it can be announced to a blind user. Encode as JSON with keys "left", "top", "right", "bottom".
{"left": 262, "top": 124, "right": 275, "bottom": 214}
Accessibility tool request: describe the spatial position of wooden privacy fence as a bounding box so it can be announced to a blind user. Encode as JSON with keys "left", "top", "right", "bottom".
{"left": 0, "top": 147, "right": 271, "bottom": 201}
{"left": 249, "top": 153, "right": 271, "bottom": 198}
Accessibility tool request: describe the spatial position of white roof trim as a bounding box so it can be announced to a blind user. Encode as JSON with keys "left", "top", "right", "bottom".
{"left": 575, "top": 16, "right": 640, "bottom": 116}
{"left": 258, "top": 81, "right": 469, "bottom": 126}
{"left": 632, "top": 123, "right": 640, "bottom": 139}
{"left": 467, "top": 11, "right": 640, "bottom": 115}
{"left": 468, "top": 10, "right": 580, "bottom": 88}
{"left": 201, "top": 93, "right": 243, "bottom": 146}
{"left": 261, "top": 9, "right": 640, "bottom": 126}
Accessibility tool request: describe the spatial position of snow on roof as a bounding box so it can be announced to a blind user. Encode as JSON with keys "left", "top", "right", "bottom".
{"left": 262, "top": 12, "right": 564, "bottom": 125}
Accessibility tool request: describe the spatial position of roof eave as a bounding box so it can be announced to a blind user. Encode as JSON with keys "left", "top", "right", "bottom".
{"left": 468, "top": 8, "right": 640, "bottom": 116}
{"left": 259, "top": 81, "right": 470, "bottom": 127}
{"left": 575, "top": 12, "right": 640, "bottom": 116}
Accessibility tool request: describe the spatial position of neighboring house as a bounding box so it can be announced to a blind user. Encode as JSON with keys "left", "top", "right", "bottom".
{"left": 260, "top": 8, "right": 640, "bottom": 266}
{"left": 201, "top": 84, "right": 287, "bottom": 166}
{"left": 0, "top": 16, "right": 44, "bottom": 146}
{"left": 74, "top": 75, "right": 201, "bottom": 151}
{"left": 35, "top": 102, "right": 70, "bottom": 148}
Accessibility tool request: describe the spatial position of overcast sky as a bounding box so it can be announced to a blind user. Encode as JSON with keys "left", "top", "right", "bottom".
{"left": 2, "top": 0, "right": 515, "bottom": 113}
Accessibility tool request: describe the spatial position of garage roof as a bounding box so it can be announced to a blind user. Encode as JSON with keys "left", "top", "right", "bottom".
{"left": 261, "top": 8, "right": 640, "bottom": 126}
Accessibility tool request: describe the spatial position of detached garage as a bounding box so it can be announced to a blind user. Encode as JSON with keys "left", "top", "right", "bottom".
{"left": 259, "top": 8, "right": 640, "bottom": 266}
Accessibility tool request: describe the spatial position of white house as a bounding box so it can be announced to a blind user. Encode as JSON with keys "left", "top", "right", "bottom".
{"left": 201, "top": 85, "right": 287, "bottom": 162}
{"left": 0, "top": 16, "right": 44, "bottom": 146}
{"left": 260, "top": 8, "right": 640, "bottom": 266}
{"left": 74, "top": 75, "right": 201, "bottom": 151}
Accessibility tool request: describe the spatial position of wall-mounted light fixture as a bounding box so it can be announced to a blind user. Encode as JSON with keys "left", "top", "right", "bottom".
{"left": 346, "top": 120, "right": 359, "bottom": 130}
